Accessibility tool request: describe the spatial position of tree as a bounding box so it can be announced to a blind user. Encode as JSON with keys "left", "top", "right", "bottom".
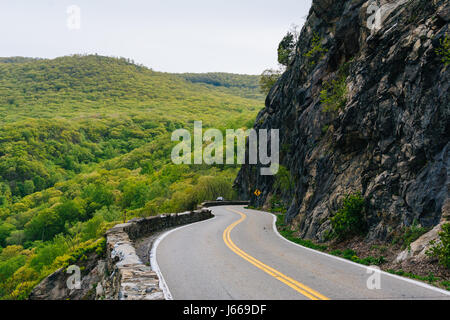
{"left": 22, "top": 180, "right": 35, "bottom": 196}
{"left": 94, "top": 205, "right": 121, "bottom": 222}
{"left": 260, "top": 25, "right": 300, "bottom": 95}
{"left": 259, "top": 69, "right": 282, "bottom": 95}
{"left": 0, "top": 195, "right": 7, "bottom": 208}
{"left": 0, "top": 223, "right": 15, "bottom": 247}
{"left": 81, "top": 216, "right": 105, "bottom": 241}
{"left": 121, "top": 181, "right": 151, "bottom": 209}
{"left": 0, "top": 183, "right": 11, "bottom": 207}
{"left": 274, "top": 165, "right": 294, "bottom": 195}
{"left": 55, "top": 199, "right": 87, "bottom": 224}
{"left": 278, "top": 32, "right": 296, "bottom": 66}
{"left": 277, "top": 25, "right": 299, "bottom": 66}
{"left": 194, "top": 176, "right": 234, "bottom": 203}
{"left": 82, "top": 184, "right": 115, "bottom": 215}
{"left": 6, "top": 230, "right": 26, "bottom": 246}
{"left": 24, "top": 209, "right": 64, "bottom": 242}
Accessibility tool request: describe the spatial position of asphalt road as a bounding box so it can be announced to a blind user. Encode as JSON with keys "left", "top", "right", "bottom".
{"left": 153, "top": 206, "right": 450, "bottom": 300}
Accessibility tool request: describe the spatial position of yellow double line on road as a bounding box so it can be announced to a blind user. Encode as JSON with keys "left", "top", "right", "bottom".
{"left": 223, "top": 208, "right": 329, "bottom": 300}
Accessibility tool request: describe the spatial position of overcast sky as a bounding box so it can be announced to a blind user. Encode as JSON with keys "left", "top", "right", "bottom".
{"left": 0, "top": 0, "right": 312, "bottom": 74}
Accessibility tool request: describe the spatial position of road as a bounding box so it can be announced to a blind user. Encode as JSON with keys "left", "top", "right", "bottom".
{"left": 153, "top": 206, "right": 450, "bottom": 300}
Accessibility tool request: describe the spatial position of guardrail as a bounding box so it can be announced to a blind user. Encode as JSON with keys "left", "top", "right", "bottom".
{"left": 199, "top": 200, "right": 250, "bottom": 208}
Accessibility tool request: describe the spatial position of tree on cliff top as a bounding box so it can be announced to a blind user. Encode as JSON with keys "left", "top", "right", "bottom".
{"left": 277, "top": 25, "right": 300, "bottom": 67}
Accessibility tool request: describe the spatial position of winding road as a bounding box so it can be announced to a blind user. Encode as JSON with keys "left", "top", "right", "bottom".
{"left": 153, "top": 206, "right": 450, "bottom": 300}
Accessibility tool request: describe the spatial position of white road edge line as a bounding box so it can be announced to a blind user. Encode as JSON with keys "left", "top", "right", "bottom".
{"left": 150, "top": 215, "right": 218, "bottom": 301}
{"left": 249, "top": 208, "right": 450, "bottom": 296}
{"left": 151, "top": 205, "right": 449, "bottom": 299}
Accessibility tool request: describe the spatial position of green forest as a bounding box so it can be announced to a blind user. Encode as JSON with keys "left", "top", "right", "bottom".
{"left": 0, "top": 55, "right": 263, "bottom": 299}
{"left": 178, "top": 72, "right": 263, "bottom": 100}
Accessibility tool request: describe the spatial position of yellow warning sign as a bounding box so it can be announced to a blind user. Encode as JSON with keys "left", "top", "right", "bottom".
{"left": 254, "top": 189, "right": 262, "bottom": 197}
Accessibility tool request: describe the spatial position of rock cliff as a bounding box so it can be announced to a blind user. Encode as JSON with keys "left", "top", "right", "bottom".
{"left": 236, "top": 0, "right": 449, "bottom": 242}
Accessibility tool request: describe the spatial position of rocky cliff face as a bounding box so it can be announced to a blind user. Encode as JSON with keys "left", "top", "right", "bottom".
{"left": 236, "top": 0, "right": 449, "bottom": 242}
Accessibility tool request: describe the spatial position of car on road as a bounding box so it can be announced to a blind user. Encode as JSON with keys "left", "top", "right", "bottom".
{"left": 216, "top": 197, "right": 224, "bottom": 201}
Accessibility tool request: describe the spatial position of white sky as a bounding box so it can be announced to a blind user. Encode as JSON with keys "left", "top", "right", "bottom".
{"left": 0, "top": 0, "right": 312, "bottom": 74}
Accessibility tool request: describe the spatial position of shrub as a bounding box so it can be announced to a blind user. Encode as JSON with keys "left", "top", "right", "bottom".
{"left": 50, "top": 237, "right": 106, "bottom": 271}
{"left": 331, "top": 248, "right": 385, "bottom": 266}
{"left": 359, "top": 255, "right": 386, "bottom": 266}
{"left": 304, "top": 33, "right": 328, "bottom": 67}
{"left": 392, "top": 220, "right": 429, "bottom": 250}
{"left": 276, "top": 214, "right": 327, "bottom": 251}
{"left": 387, "top": 269, "right": 446, "bottom": 287}
{"left": 80, "top": 216, "right": 105, "bottom": 241}
{"left": 435, "top": 33, "right": 450, "bottom": 66}
{"left": 330, "top": 193, "right": 367, "bottom": 240}
{"left": 441, "top": 280, "right": 450, "bottom": 291}
{"left": 426, "top": 223, "right": 450, "bottom": 269}
{"left": 321, "top": 125, "right": 330, "bottom": 135}
{"left": 29, "top": 235, "right": 70, "bottom": 272}
{"left": 274, "top": 165, "right": 294, "bottom": 195}
{"left": 259, "top": 69, "right": 282, "bottom": 95}
{"left": 341, "top": 249, "right": 357, "bottom": 260}
{"left": 269, "top": 195, "right": 287, "bottom": 214}
{"left": 320, "top": 71, "right": 348, "bottom": 113}
{"left": 330, "top": 249, "right": 343, "bottom": 256}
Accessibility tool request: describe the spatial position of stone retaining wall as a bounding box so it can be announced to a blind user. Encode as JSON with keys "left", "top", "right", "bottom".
{"left": 30, "top": 202, "right": 248, "bottom": 300}
{"left": 104, "top": 208, "right": 213, "bottom": 300}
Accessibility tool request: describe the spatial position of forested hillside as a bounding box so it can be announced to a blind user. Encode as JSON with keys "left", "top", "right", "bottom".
{"left": 0, "top": 55, "right": 262, "bottom": 299}
{"left": 178, "top": 72, "right": 263, "bottom": 100}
